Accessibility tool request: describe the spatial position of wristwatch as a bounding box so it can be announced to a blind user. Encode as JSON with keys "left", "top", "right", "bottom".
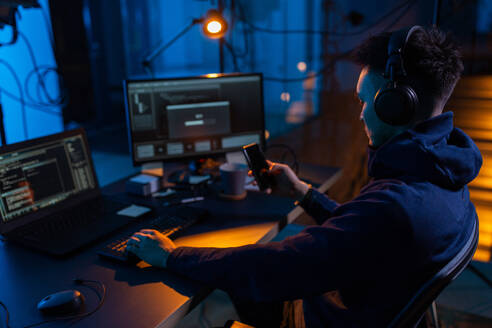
{"left": 294, "top": 187, "right": 313, "bottom": 207}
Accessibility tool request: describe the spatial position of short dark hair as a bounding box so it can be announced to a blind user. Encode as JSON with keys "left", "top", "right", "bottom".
{"left": 354, "top": 26, "right": 463, "bottom": 110}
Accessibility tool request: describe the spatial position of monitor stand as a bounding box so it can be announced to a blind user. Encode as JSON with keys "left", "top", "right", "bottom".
{"left": 141, "top": 161, "right": 165, "bottom": 177}
{"left": 140, "top": 159, "right": 215, "bottom": 185}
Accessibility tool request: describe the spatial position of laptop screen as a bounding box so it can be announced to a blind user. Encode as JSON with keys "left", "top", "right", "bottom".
{"left": 0, "top": 133, "right": 97, "bottom": 223}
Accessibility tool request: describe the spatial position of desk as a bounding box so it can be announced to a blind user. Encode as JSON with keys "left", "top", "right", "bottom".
{"left": 0, "top": 164, "right": 340, "bottom": 328}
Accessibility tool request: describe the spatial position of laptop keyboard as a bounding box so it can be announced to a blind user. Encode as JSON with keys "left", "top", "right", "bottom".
{"left": 17, "top": 198, "right": 127, "bottom": 241}
{"left": 98, "top": 206, "right": 208, "bottom": 263}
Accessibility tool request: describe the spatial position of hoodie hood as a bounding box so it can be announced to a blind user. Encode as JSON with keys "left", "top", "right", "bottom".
{"left": 368, "top": 112, "right": 482, "bottom": 189}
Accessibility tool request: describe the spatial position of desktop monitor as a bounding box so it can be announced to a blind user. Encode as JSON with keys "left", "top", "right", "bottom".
{"left": 123, "top": 73, "right": 265, "bottom": 165}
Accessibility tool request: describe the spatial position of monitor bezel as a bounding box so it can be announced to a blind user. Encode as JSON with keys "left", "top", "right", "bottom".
{"left": 0, "top": 128, "right": 101, "bottom": 234}
{"left": 123, "top": 72, "right": 266, "bottom": 167}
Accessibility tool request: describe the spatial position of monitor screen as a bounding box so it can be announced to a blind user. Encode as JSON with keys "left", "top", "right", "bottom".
{"left": 124, "top": 73, "right": 265, "bottom": 165}
{"left": 0, "top": 132, "right": 97, "bottom": 223}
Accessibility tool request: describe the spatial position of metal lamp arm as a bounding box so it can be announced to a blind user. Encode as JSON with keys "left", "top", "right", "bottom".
{"left": 141, "top": 18, "right": 203, "bottom": 75}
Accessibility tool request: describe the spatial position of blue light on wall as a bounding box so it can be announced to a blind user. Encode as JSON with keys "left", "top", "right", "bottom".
{"left": 477, "top": 0, "right": 492, "bottom": 33}
{"left": 0, "top": 0, "right": 63, "bottom": 145}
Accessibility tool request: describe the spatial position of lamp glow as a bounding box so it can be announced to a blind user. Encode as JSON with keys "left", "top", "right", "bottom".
{"left": 202, "top": 9, "right": 228, "bottom": 39}
{"left": 206, "top": 21, "right": 222, "bottom": 34}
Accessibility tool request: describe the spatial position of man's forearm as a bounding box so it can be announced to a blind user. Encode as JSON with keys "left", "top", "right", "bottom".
{"left": 293, "top": 180, "right": 310, "bottom": 202}
{"left": 166, "top": 228, "right": 342, "bottom": 303}
{"left": 299, "top": 189, "right": 339, "bottom": 225}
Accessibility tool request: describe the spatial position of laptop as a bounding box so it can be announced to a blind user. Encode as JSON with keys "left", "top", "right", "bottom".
{"left": 0, "top": 128, "right": 138, "bottom": 256}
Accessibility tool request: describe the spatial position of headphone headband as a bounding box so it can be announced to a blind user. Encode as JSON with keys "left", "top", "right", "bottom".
{"left": 384, "top": 25, "right": 423, "bottom": 81}
{"left": 374, "top": 26, "right": 424, "bottom": 126}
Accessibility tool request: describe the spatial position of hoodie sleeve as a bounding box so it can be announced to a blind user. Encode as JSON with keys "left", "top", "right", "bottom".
{"left": 299, "top": 188, "right": 339, "bottom": 225}
{"left": 167, "top": 190, "right": 406, "bottom": 302}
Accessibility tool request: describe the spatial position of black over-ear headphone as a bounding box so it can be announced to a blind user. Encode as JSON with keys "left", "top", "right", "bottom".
{"left": 374, "top": 25, "right": 423, "bottom": 126}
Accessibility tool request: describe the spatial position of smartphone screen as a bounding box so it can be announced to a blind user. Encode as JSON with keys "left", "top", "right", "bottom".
{"left": 242, "top": 143, "right": 271, "bottom": 191}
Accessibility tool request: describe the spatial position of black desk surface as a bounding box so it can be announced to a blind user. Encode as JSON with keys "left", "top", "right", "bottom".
{"left": 0, "top": 164, "right": 340, "bottom": 328}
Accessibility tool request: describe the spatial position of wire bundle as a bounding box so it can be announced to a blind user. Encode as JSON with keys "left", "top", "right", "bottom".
{"left": 0, "top": 6, "right": 67, "bottom": 140}
{"left": 223, "top": 0, "right": 419, "bottom": 82}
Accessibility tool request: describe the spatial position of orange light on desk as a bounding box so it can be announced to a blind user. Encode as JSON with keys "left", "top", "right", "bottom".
{"left": 202, "top": 9, "right": 228, "bottom": 39}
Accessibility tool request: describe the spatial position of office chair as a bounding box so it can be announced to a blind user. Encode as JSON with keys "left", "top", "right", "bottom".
{"left": 388, "top": 215, "right": 479, "bottom": 328}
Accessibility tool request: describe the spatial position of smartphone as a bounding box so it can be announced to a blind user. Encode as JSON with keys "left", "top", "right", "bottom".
{"left": 242, "top": 143, "right": 272, "bottom": 191}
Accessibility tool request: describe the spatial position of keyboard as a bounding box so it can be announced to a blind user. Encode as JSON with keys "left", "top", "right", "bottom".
{"left": 8, "top": 197, "right": 132, "bottom": 256}
{"left": 98, "top": 206, "right": 208, "bottom": 263}
{"left": 16, "top": 197, "right": 127, "bottom": 241}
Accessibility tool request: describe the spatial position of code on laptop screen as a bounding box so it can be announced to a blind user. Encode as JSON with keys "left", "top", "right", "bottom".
{"left": 0, "top": 134, "right": 96, "bottom": 223}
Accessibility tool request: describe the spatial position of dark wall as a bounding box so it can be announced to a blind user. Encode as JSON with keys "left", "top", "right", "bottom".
{"left": 48, "top": 0, "right": 487, "bottom": 132}
{"left": 49, "top": 0, "right": 126, "bottom": 128}
{"left": 49, "top": 0, "right": 93, "bottom": 124}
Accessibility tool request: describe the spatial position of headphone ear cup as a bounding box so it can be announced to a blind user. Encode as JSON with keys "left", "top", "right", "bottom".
{"left": 374, "top": 84, "right": 418, "bottom": 126}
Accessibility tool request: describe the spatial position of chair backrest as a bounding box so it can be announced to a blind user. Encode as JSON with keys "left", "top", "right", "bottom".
{"left": 388, "top": 214, "right": 479, "bottom": 328}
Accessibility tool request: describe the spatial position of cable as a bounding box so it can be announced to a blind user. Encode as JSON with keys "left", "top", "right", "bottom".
{"left": 39, "top": 5, "right": 56, "bottom": 52}
{"left": 17, "top": 28, "right": 68, "bottom": 109}
{"left": 40, "top": 4, "right": 70, "bottom": 109}
{"left": 0, "top": 8, "right": 19, "bottom": 47}
{"left": 260, "top": 0, "right": 417, "bottom": 83}
{"left": 0, "top": 59, "right": 61, "bottom": 115}
{"left": 0, "top": 59, "right": 28, "bottom": 139}
{"left": 0, "top": 14, "right": 65, "bottom": 117}
{"left": 24, "top": 65, "right": 67, "bottom": 107}
{"left": 238, "top": 0, "right": 417, "bottom": 36}
{"left": 229, "top": 0, "right": 415, "bottom": 79}
{"left": 262, "top": 47, "right": 350, "bottom": 82}
{"left": 22, "top": 278, "right": 107, "bottom": 328}
{"left": 224, "top": 40, "right": 240, "bottom": 72}
{"left": 266, "top": 143, "right": 299, "bottom": 174}
{"left": 227, "top": 8, "right": 249, "bottom": 58}
{"left": 0, "top": 86, "right": 62, "bottom": 116}
{"left": 381, "top": 0, "right": 416, "bottom": 31}
{"left": 0, "top": 300, "right": 10, "bottom": 328}
{"left": 17, "top": 31, "right": 67, "bottom": 108}
{"left": 0, "top": 35, "right": 65, "bottom": 122}
{"left": 17, "top": 31, "right": 55, "bottom": 104}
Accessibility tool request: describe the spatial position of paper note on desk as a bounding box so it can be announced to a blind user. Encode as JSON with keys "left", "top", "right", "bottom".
{"left": 130, "top": 174, "right": 159, "bottom": 184}
{"left": 117, "top": 205, "right": 151, "bottom": 218}
{"left": 152, "top": 189, "right": 176, "bottom": 198}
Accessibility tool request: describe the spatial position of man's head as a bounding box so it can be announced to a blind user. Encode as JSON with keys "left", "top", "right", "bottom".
{"left": 354, "top": 26, "right": 463, "bottom": 147}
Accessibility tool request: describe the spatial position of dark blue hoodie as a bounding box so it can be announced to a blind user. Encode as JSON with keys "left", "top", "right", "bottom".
{"left": 167, "top": 112, "right": 482, "bottom": 327}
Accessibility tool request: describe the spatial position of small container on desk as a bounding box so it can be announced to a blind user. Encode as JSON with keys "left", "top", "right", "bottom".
{"left": 125, "top": 174, "right": 162, "bottom": 196}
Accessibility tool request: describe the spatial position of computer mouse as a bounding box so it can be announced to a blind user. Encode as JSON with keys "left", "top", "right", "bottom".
{"left": 37, "top": 289, "right": 84, "bottom": 315}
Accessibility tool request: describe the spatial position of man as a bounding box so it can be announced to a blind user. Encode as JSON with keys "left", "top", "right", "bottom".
{"left": 126, "top": 26, "right": 481, "bottom": 327}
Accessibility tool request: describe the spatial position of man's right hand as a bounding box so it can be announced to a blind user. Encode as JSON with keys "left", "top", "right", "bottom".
{"left": 126, "top": 229, "right": 176, "bottom": 268}
{"left": 252, "top": 160, "right": 310, "bottom": 201}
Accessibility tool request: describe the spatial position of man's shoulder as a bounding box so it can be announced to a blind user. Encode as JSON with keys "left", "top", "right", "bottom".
{"left": 333, "top": 179, "right": 412, "bottom": 223}
{"left": 358, "top": 177, "right": 422, "bottom": 201}
{"left": 349, "top": 176, "right": 473, "bottom": 234}
{"left": 339, "top": 176, "right": 443, "bottom": 225}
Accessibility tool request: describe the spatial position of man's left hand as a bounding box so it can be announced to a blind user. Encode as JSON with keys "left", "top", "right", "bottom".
{"left": 126, "top": 229, "right": 176, "bottom": 268}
